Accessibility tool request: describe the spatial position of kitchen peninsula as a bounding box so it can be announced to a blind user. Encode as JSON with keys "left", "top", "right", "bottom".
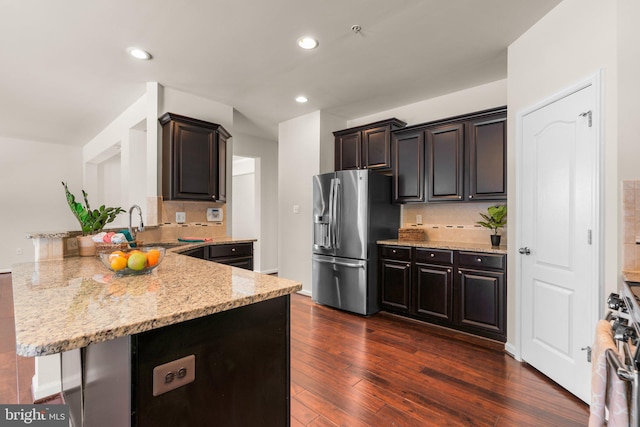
{"left": 12, "top": 246, "right": 301, "bottom": 426}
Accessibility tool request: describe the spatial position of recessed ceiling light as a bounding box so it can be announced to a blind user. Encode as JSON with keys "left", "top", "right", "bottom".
{"left": 127, "top": 47, "right": 152, "bottom": 60}
{"left": 297, "top": 37, "right": 318, "bottom": 50}
{"left": 295, "top": 96, "right": 308, "bottom": 103}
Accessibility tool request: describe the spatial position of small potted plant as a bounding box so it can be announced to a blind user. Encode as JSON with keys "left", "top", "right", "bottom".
{"left": 476, "top": 205, "right": 507, "bottom": 247}
{"left": 62, "top": 182, "right": 125, "bottom": 256}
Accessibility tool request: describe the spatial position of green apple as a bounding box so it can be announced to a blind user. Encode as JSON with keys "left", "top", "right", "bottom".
{"left": 127, "top": 253, "right": 148, "bottom": 271}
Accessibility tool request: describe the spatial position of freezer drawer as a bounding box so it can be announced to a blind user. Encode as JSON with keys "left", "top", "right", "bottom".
{"left": 312, "top": 254, "right": 377, "bottom": 315}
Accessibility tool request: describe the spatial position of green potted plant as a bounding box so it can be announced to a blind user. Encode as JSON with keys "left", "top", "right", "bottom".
{"left": 476, "top": 205, "right": 507, "bottom": 247}
{"left": 62, "top": 182, "right": 125, "bottom": 256}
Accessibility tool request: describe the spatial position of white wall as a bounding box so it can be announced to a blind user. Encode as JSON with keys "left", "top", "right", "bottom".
{"left": 233, "top": 132, "right": 279, "bottom": 274}
{"left": 618, "top": 0, "right": 640, "bottom": 181}
{"left": 507, "top": 0, "right": 618, "bottom": 346}
{"left": 348, "top": 79, "right": 507, "bottom": 128}
{"left": 232, "top": 157, "right": 258, "bottom": 268}
{"left": 278, "top": 111, "right": 346, "bottom": 293}
{"left": 0, "top": 137, "right": 82, "bottom": 271}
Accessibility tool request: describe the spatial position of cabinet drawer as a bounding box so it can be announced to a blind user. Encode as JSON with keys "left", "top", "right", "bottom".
{"left": 415, "top": 248, "right": 453, "bottom": 265}
{"left": 458, "top": 252, "right": 505, "bottom": 270}
{"left": 379, "top": 245, "right": 411, "bottom": 261}
{"left": 209, "top": 243, "right": 253, "bottom": 259}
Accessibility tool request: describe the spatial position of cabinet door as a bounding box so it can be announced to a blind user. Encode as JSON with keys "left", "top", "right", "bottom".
{"left": 392, "top": 130, "right": 425, "bottom": 203}
{"left": 456, "top": 268, "right": 505, "bottom": 341}
{"left": 335, "top": 132, "right": 361, "bottom": 170}
{"left": 414, "top": 263, "right": 453, "bottom": 323}
{"left": 467, "top": 113, "right": 507, "bottom": 200}
{"left": 380, "top": 259, "right": 411, "bottom": 313}
{"left": 216, "top": 132, "right": 227, "bottom": 202}
{"left": 173, "top": 122, "right": 216, "bottom": 200}
{"left": 426, "top": 123, "right": 464, "bottom": 202}
{"left": 362, "top": 126, "right": 391, "bottom": 170}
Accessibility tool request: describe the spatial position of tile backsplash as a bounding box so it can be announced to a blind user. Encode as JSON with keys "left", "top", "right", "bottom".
{"left": 402, "top": 202, "right": 508, "bottom": 245}
{"left": 140, "top": 197, "right": 227, "bottom": 242}
{"left": 622, "top": 181, "right": 640, "bottom": 270}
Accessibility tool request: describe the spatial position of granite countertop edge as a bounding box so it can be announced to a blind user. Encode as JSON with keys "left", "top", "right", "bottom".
{"left": 623, "top": 271, "right": 640, "bottom": 283}
{"left": 12, "top": 240, "right": 299, "bottom": 357}
{"left": 377, "top": 239, "right": 508, "bottom": 254}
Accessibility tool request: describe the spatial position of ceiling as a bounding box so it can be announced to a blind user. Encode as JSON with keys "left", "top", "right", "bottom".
{"left": 0, "top": 0, "right": 561, "bottom": 146}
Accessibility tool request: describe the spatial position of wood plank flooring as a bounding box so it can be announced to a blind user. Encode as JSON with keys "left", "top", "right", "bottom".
{"left": 0, "top": 273, "right": 34, "bottom": 404}
{"left": 290, "top": 293, "right": 589, "bottom": 426}
{"left": 1, "top": 273, "right": 589, "bottom": 425}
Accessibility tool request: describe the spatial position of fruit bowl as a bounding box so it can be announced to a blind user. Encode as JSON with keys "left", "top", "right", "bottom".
{"left": 99, "top": 247, "right": 166, "bottom": 276}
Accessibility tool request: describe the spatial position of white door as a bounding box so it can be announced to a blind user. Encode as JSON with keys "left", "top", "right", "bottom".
{"left": 519, "top": 81, "right": 599, "bottom": 403}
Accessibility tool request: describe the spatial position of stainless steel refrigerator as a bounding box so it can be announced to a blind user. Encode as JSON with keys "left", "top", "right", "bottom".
{"left": 312, "top": 169, "right": 399, "bottom": 315}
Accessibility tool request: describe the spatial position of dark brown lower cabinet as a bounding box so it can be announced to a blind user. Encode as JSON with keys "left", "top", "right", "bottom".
{"left": 380, "top": 259, "right": 411, "bottom": 313}
{"left": 379, "top": 245, "right": 506, "bottom": 342}
{"left": 181, "top": 242, "right": 254, "bottom": 271}
{"left": 456, "top": 267, "right": 505, "bottom": 341}
{"left": 414, "top": 263, "right": 453, "bottom": 324}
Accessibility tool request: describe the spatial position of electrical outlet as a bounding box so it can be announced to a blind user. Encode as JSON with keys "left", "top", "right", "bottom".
{"left": 176, "top": 212, "right": 186, "bottom": 223}
{"left": 293, "top": 205, "right": 300, "bottom": 214}
{"left": 152, "top": 355, "right": 195, "bottom": 396}
{"left": 416, "top": 214, "right": 423, "bottom": 225}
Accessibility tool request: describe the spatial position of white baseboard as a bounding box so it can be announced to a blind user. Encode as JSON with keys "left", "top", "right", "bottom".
{"left": 505, "top": 342, "right": 521, "bottom": 361}
{"left": 297, "top": 289, "right": 312, "bottom": 297}
{"left": 0, "top": 268, "right": 11, "bottom": 274}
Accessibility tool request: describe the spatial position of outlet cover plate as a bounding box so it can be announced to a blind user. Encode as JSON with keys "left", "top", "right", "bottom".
{"left": 176, "top": 212, "right": 186, "bottom": 223}
{"left": 152, "top": 354, "right": 195, "bottom": 396}
{"left": 207, "top": 208, "right": 223, "bottom": 222}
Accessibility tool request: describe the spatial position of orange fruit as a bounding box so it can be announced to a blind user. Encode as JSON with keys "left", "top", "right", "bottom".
{"left": 109, "top": 250, "right": 126, "bottom": 262}
{"left": 146, "top": 249, "right": 161, "bottom": 267}
{"left": 110, "top": 256, "right": 128, "bottom": 271}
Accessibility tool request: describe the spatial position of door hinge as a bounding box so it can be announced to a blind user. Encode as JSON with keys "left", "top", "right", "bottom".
{"left": 580, "top": 110, "right": 592, "bottom": 127}
{"left": 587, "top": 229, "right": 592, "bottom": 245}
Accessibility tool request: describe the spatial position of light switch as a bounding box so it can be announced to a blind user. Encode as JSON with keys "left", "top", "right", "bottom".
{"left": 293, "top": 205, "right": 300, "bottom": 214}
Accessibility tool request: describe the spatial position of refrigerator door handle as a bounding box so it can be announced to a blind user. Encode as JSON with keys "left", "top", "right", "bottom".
{"left": 333, "top": 178, "right": 341, "bottom": 249}
{"left": 328, "top": 178, "right": 335, "bottom": 249}
{"left": 313, "top": 257, "right": 365, "bottom": 269}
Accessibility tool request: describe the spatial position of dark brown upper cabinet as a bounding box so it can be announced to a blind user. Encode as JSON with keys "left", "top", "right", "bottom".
{"left": 334, "top": 118, "right": 406, "bottom": 172}
{"left": 159, "top": 112, "right": 231, "bottom": 202}
{"left": 426, "top": 123, "right": 464, "bottom": 202}
{"left": 391, "top": 129, "right": 425, "bottom": 203}
{"left": 389, "top": 107, "right": 506, "bottom": 204}
{"left": 467, "top": 112, "right": 507, "bottom": 200}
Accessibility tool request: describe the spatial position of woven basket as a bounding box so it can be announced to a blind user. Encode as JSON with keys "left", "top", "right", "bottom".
{"left": 398, "top": 228, "right": 424, "bottom": 241}
{"left": 95, "top": 241, "right": 142, "bottom": 256}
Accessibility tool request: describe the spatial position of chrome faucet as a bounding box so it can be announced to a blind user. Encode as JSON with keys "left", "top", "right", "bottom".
{"left": 128, "top": 205, "right": 145, "bottom": 240}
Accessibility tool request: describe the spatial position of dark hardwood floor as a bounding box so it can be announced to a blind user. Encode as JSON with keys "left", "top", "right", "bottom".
{"left": 290, "top": 293, "right": 589, "bottom": 426}
{"left": 1, "top": 273, "right": 589, "bottom": 425}
{"left": 0, "top": 273, "right": 34, "bottom": 404}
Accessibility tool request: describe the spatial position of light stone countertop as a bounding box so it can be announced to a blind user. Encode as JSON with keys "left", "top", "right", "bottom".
{"left": 12, "top": 244, "right": 300, "bottom": 357}
{"left": 377, "top": 240, "right": 508, "bottom": 255}
{"left": 623, "top": 271, "right": 640, "bottom": 283}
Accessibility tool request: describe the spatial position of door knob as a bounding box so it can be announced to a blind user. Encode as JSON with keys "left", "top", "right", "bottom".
{"left": 519, "top": 247, "right": 531, "bottom": 255}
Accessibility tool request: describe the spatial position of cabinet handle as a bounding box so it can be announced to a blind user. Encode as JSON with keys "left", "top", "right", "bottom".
{"left": 447, "top": 269, "right": 451, "bottom": 273}
{"left": 430, "top": 253, "right": 435, "bottom": 258}
{"left": 459, "top": 271, "right": 462, "bottom": 275}
{"left": 469, "top": 195, "right": 474, "bottom": 199}
{"left": 231, "top": 248, "right": 236, "bottom": 252}
{"left": 458, "top": 196, "right": 462, "bottom": 199}
{"left": 406, "top": 263, "right": 410, "bottom": 267}
{"left": 211, "top": 195, "right": 216, "bottom": 199}
{"left": 392, "top": 249, "right": 396, "bottom": 253}
{"left": 477, "top": 258, "right": 482, "bottom": 262}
